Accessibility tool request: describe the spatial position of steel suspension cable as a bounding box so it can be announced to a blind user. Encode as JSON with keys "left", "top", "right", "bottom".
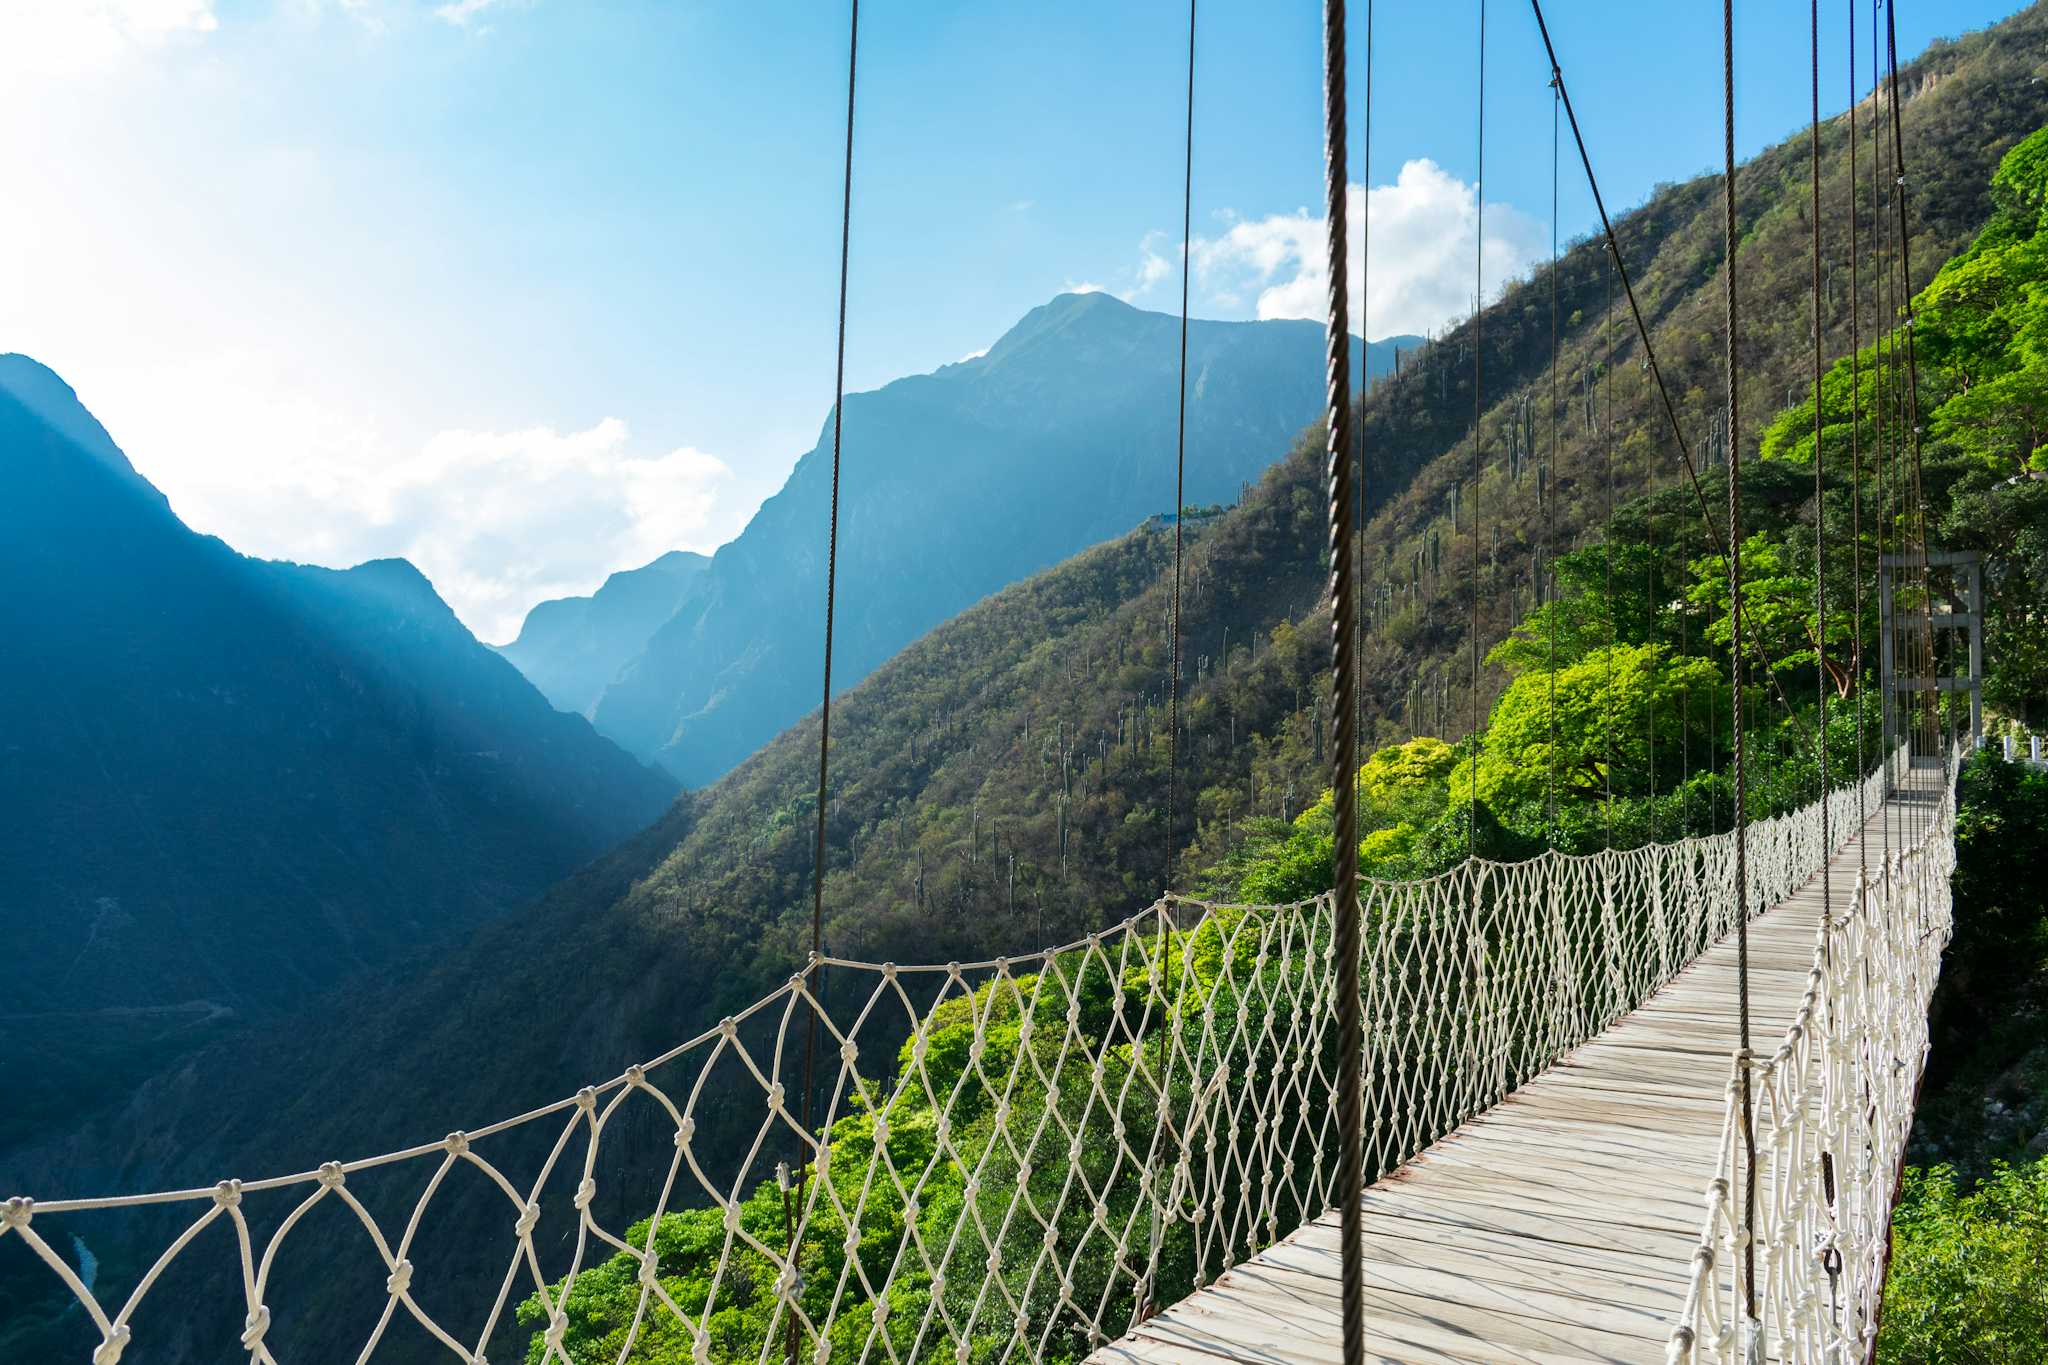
{"left": 1848, "top": 0, "right": 1869, "bottom": 884}
{"left": 1645, "top": 293, "right": 1659, "bottom": 841}
{"left": 1355, "top": 0, "right": 1375, "bottom": 778}
{"left": 1872, "top": 0, "right": 1894, "bottom": 860}
{"left": 1604, "top": 260, "right": 1615, "bottom": 849}
{"left": 795, "top": 3, "right": 859, "bottom": 1358}
{"left": 1469, "top": 0, "right": 1487, "bottom": 858}
{"left": 1166, "top": 0, "right": 1196, "bottom": 894}
{"left": 1529, "top": 0, "right": 1817, "bottom": 759}
{"left": 1547, "top": 79, "right": 1560, "bottom": 844}
{"left": 1720, "top": 0, "right": 1758, "bottom": 1328}
{"left": 1812, "top": 0, "right": 1831, "bottom": 928}
{"left": 1885, "top": 0, "right": 1939, "bottom": 769}
{"left": 1318, "top": 4, "right": 1366, "bottom": 1363}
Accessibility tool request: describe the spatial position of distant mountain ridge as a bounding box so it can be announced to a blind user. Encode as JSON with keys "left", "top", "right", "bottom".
{"left": 581, "top": 293, "right": 1417, "bottom": 784}
{"left": 494, "top": 549, "right": 709, "bottom": 716}
{"left": 0, "top": 355, "right": 679, "bottom": 1150}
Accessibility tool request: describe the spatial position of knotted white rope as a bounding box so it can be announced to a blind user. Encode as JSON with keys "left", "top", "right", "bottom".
{"left": 1667, "top": 754, "right": 1956, "bottom": 1365}
{"left": 3, "top": 764, "right": 1903, "bottom": 1365}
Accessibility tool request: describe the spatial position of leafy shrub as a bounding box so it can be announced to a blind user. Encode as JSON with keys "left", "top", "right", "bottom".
{"left": 1878, "top": 1158, "right": 2048, "bottom": 1363}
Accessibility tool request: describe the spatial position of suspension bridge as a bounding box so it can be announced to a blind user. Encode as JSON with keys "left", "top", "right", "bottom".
{"left": 0, "top": 0, "right": 1979, "bottom": 1362}
{"left": 1101, "top": 760, "right": 1952, "bottom": 1365}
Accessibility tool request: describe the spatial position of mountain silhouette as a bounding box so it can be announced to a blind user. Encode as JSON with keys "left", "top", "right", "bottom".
{"left": 0, "top": 355, "right": 678, "bottom": 1148}
{"left": 584, "top": 292, "right": 1415, "bottom": 783}
{"left": 494, "top": 549, "right": 710, "bottom": 715}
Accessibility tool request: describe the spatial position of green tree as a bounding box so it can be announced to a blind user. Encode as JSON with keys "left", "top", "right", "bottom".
{"left": 1879, "top": 1158, "right": 2048, "bottom": 1363}
{"left": 1453, "top": 643, "right": 1723, "bottom": 828}
{"left": 1686, "top": 533, "right": 1855, "bottom": 695}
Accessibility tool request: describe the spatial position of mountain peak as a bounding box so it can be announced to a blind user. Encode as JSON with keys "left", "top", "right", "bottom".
{"left": 0, "top": 353, "right": 157, "bottom": 491}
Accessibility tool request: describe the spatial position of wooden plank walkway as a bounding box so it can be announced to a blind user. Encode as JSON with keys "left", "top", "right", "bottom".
{"left": 1097, "top": 795, "right": 1912, "bottom": 1365}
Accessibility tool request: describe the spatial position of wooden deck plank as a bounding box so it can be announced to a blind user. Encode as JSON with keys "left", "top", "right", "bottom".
{"left": 1091, "top": 801, "right": 1903, "bottom": 1365}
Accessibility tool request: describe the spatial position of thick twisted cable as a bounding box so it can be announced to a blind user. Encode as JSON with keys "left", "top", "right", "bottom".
{"left": 1318, "top": 0, "right": 1364, "bottom": 1361}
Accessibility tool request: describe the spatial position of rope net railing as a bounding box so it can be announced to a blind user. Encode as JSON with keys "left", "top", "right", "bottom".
{"left": 1667, "top": 756, "right": 1959, "bottom": 1365}
{"left": 2, "top": 765, "right": 1891, "bottom": 1365}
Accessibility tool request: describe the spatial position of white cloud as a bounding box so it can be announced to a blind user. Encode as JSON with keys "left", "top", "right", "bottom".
{"left": 72, "top": 349, "right": 730, "bottom": 644}
{"left": 433, "top": 0, "right": 498, "bottom": 27}
{"left": 369, "top": 421, "right": 730, "bottom": 642}
{"left": 1120, "top": 231, "right": 1177, "bottom": 303}
{"left": 1191, "top": 159, "right": 1545, "bottom": 339}
{"left": 0, "top": 0, "right": 217, "bottom": 81}
{"left": 1063, "top": 281, "right": 1108, "bottom": 296}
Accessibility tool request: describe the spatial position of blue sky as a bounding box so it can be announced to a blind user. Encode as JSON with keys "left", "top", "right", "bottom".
{"left": 0, "top": 0, "right": 2024, "bottom": 640}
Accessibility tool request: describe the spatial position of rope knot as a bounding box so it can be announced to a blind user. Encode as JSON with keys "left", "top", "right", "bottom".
{"left": 1, "top": 1197, "right": 30, "bottom": 1229}
{"left": 514, "top": 1202, "right": 541, "bottom": 1238}
{"left": 318, "top": 1162, "right": 346, "bottom": 1188}
{"left": 240, "top": 1306, "right": 271, "bottom": 1352}
{"left": 213, "top": 1180, "right": 243, "bottom": 1209}
{"left": 385, "top": 1259, "right": 413, "bottom": 1297}
{"left": 575, "top": 1086, "right": 597, "bottom": 1111}
{"left": 573, "top": 1178, "right": 597, "bottom": 1211}
{"left": 767, "top": 1082, "right": 786, "bottom": 1112}
{"left": 443, "top": 1131, "right": 469, "bottom": 1155}
{"left": 879, "top": 962, "right": 896, "bottom": 980}
{"left": 625, "top": 1064, "right": 645, "bottom": 1086}
{"left": 92, "top": 1326, "right": 131, "bottom": 1365}
{"left": 839, "top": 1040, "right": 858, "bottom": 1065}
{"left": 675, "top": 1119, "right": 694, "bottom": 1147}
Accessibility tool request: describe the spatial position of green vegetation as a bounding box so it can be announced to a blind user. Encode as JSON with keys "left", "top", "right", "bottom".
{"left": 517, "top": 932, "right": 1338, "bottom": 1365}
{"left": 1880, "top": 1158, "right": 2048, "bottom": 1365}
{"left": 1880, "top": 750, "right": 2048, "bottom": 1363}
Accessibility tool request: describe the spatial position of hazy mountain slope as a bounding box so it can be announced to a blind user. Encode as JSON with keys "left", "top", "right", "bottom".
{"left": 0, "top": 356, "right": 678, "bottom": 1150}
{"left": 494, "top": 549, "right": 709, "bottom": 715}
{"left": 590, "top": 293, "right": 1415, "bottom": 784}
{"left": 10, "top": 12, "right": 2046, "bottom": 1361}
